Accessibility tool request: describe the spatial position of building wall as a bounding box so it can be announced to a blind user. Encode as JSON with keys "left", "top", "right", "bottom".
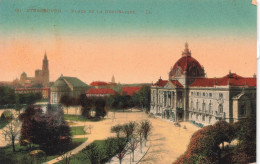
{"left": 188, "top": 87, "right": 230, "bottom": 125}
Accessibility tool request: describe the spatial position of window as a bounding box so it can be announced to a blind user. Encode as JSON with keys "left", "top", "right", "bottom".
{"left": 196, "top": 114, "right": 198, "bottom": 120}
{"left": 202, "top": 102, "right": 206, "bottom": 111}
{"left": 196, "top": 101, "right": 199, "bottom": 110}
{"left": 197, "top": 92, "right": 199, "bottom": 96}
{"left": 209, "top": 117, "right": 211, "bottom": 123}
{"left": 209, "top": 101, "right": 212, "bottom": 112}
{"left": 218, "top": 104, "right": 223, "bottom": 113}
{"left": 202, "top": 116, "right": 205, "bottom": 122}
{"left": 240, "top": 104, "right": 246, "bottom": 115}
{"left": 191, "top": 92, "right": 193, "bottom": 96}
{"left": 219, "top": 93, "right": 223, "bottom": 99}
{"left": 209, "top": 93, "right": 212, "bottom": 97}
{"left": 191, "top": 100, "right": 193, "bottom": 110}
{"left": 203, "top": 92, "right": 205, "bottom": 96}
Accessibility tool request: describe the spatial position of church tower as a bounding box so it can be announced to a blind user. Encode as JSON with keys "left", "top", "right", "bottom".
{"left": 42, "top": 51, "right": 49, "bottom": 87}
{"left": 111, "top": 75, "right": 115, "bottom": 83}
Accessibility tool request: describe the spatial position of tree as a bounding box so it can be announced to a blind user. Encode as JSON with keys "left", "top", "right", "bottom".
{"left": 19, "top": 106, "right": 39, "bottom": 147}
{"left": 104, "top": 137, "right": 117, "bottom": 163}
{"left": 174, "top": 121, "right": 234, "bottom": 164}
{"left": 122, "top": 122, "right": 136, "bottom": 140}
{"left": 111, "top": 124, "right": 123, "bottom": 138}
{"left": 140, "top": 120, "right": 152, "bottom": 146}
{"left": 0, "top": 86, "right": 16, "bottom": 106}
{"left": 138, "top": 86, "right": 151, "bottom": 112}
{"left": 60, "top": 95, "right": 72, "bottom": 114}
{"left": 115, "top": 138, "right": 128, "bottom": 164}
{"left": 2, "top": 118, "right": 20, "bottom": 152}
{"left": 137, "top": 126, "right": 144, "bottom": 153}
{"left": 25, "top": 108, "right": 72, "bottom": 154}
{"left": 128, "top": 136, "right": 139, "bottom": 162}
{"left": 230, "top": 114, "right": 256, "bottom": 163}
{"left": 14, "top": 94, "right": 23, "bottom": 115}
{"left": 81, "top": 143, "right": 102, "bottom": 164}
{"left": 95, "top": 98, "right": 107, "bottom": 118}
{"left": 18, "top": 92, "right": 42, "bottom": 105}
{"left": 78, "top": 94, "right": 94, "bottom": 118}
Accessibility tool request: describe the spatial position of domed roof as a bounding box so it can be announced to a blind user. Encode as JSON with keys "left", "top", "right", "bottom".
{"left": 21, "top": 72, "right": 27, "bottom": 77}
{"left": 169, "top": 43, "right": 205, "bottom": 79}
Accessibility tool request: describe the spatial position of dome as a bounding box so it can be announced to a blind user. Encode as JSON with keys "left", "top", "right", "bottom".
{"left": 21, "top": 72, "right": 27, "bottom": 77}
{"left": 169, "top": 43, "right": 205, "bottom": 79}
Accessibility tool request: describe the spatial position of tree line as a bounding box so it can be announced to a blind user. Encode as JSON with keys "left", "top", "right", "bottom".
{"left": 0, "top": 86, "right": 42, "bottom": 111}
{"left": 59, "top": 85, "right": 151, "bottom": 119}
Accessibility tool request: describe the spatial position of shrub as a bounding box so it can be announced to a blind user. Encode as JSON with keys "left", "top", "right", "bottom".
{"left": 174, "top": 121, "right": 234, "bottom": 164}
{"left": 1, "top": 110, "right": 13, "bottom": 120}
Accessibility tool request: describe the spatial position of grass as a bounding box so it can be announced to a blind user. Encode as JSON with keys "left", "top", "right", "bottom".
{"left": 58, "top": 138, "right": 127, "bottom": 164}
{"left": 0, "top": 118, "right": 11, "bottom": 129}
{"left": 64, "top": 114, "right": 104, "bottom": 122}
{"left": 0, "top": 138, "right": 87, "bottom": 164}
{"left": 71, "top": 126, "right": 86, "bottom": 135}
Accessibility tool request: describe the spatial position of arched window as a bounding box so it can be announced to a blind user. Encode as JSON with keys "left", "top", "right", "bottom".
{"left": 209, "top": 101, "right": 212, "bottom": 112}
{"left": 218, "top": 104, "right": 223, "bottom": 113}
{"left": 202, "top": 101, "right": 206, "bottom": 112}
{"left": 202, "top": 116, "right": 205, "bottom": 122}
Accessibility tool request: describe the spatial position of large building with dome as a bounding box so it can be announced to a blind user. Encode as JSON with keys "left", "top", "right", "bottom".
{"left": 150, "top": 43, "right": 256, "bottom": 126}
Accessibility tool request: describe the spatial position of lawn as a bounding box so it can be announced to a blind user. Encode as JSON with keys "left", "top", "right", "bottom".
{"left": 58, "top": 138, "right": 127, "bottom": 164}
{"left": 64, "top": 114, "right": 104, "bottom": 122}
{"left": 0, "top": 138, "right": 87, "bottom": 164}
{"left": 71, "top": 126, "right": 86, "bottom": 135}
{"left": 0, "top": 118, "right": 11, "bottom": 129}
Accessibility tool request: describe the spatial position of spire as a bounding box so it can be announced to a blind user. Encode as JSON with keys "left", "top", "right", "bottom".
{"left": 111, "top": 75, "right": 115, "bottom": 83}
{"left": 182, "top": 42, "right": 191, "bottom": 56}
{"left": 44, "top": 50, "right": 47, "bottom": 60}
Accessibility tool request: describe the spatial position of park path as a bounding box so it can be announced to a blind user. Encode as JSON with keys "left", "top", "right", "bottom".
{"left": 44, "top": 109, "right": 200, "bottom": 164}
{"left": 139, "top": 118, "right": 199, "bottom": 164}
{"left": 44, "top": 109, "right": 148, "bottom": 164}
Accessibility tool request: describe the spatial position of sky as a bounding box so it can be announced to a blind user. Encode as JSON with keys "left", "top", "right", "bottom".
{"left": 0, "top": 0, "right": 257, "bottom": 84}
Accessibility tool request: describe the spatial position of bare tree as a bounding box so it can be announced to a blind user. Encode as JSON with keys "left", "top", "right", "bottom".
{"left": 137, "top": 126, "right": 144, "bottom": 153}
{"left": 116, "top": 138, "right": 128, "bottom": 164}
{"left": 122, "top": 121, "right": 136, "bottom": 140}
{"left": 128, "top": 136, "right": 139, "bottom": 162}
{"left": 2, "top": 118, "right": 20, "bottom": 152}
{"left": 141, "top": 120, "right": 152, "bottom": 146}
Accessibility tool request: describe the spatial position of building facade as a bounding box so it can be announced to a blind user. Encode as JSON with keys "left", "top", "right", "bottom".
{"left": 19, "top": 52, "right": 50, "bottom": 87}
{"left": 50, "top": 75, "right": 88, "bottom": 104}
{"left": 15, "top": 88, "right": 50, "bottom": 99}
{"left": 150, "top": 43, "right": 256, "bottom": 126}
{"left": 86, "top": 88, "right": 117, "bottom": 97}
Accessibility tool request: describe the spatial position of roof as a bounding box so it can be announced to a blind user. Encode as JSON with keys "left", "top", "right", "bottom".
{"left": 169, "top": 43, "right": 205, "bottom": 78}
{"left": 169, "top": 80, "right": 183, "bottom": 88}
{"left": 153, "top": 79, "right": 168, "bottom": 87}
{"left": 87, "top": 88, "right": 116, "bottom": 95}
{"left": 52, "top": 76, "right": 88, "bottom": 88}
{"left": 121, "top": 86, "right": 142, "bottom": 96}
{"left": 90, "top": 81, "right": 108, "bottom": 86}
{"left": 15, "top": 88, "right": 49, "bottom": 91}
{"left": 190, "top": 73, "right": 256, "bottom": 87}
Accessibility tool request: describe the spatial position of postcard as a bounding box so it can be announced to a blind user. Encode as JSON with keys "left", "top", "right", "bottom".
{"left": 0, "top": 0, "right": 257, "bottom": 164}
